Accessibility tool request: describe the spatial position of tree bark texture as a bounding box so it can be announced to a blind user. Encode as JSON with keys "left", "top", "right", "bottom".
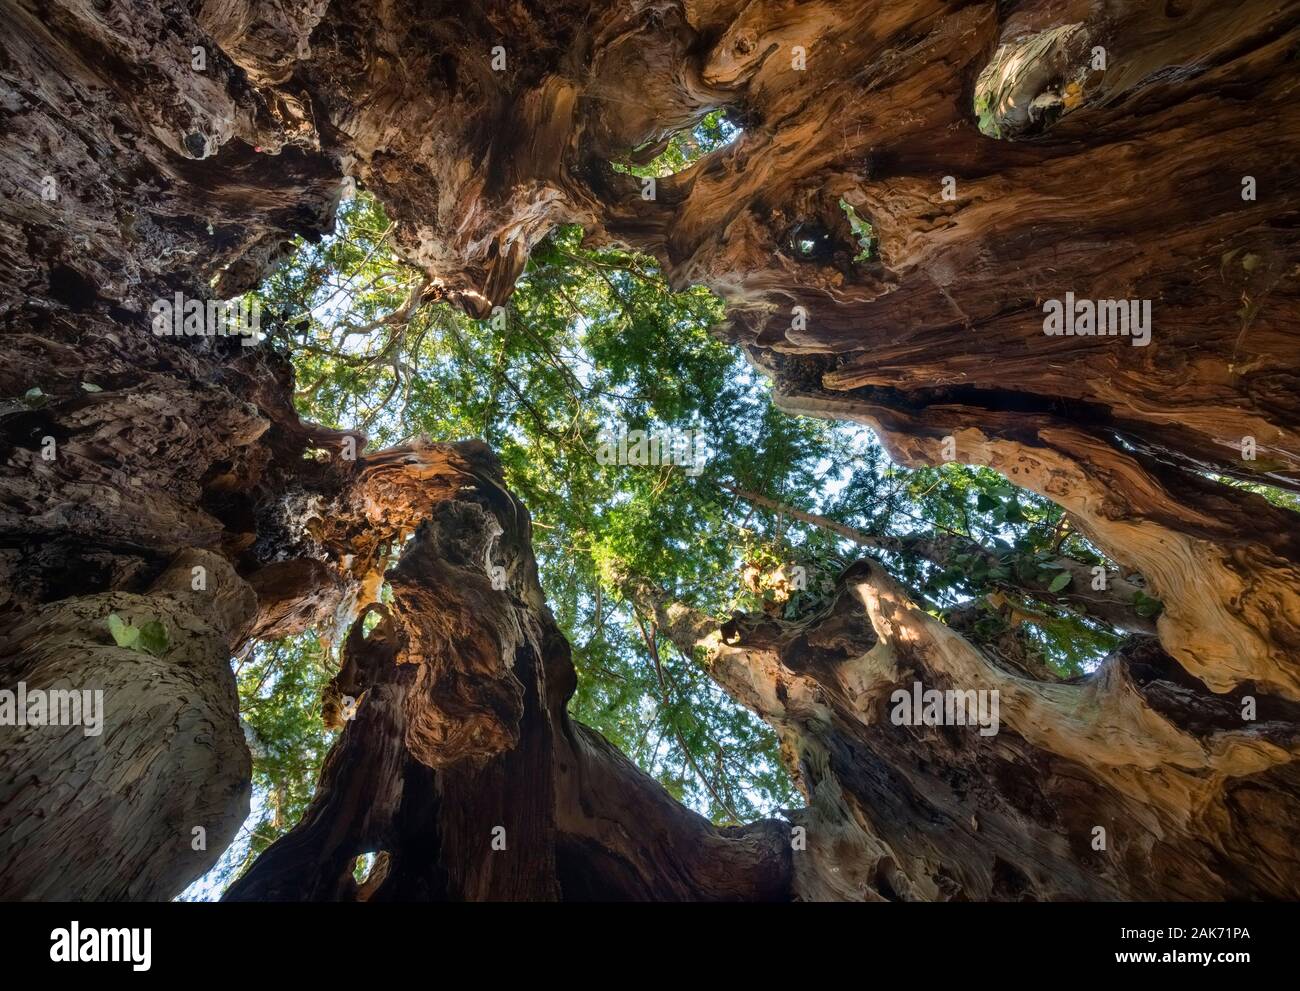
{"left": 1, "top": 0, "right": 1298, "bottom": 900}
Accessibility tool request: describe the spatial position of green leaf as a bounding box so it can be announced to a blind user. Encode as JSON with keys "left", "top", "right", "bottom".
{"left": 975, "top": 492, "right": 998, "bottom": 513}
{"left": 138, "top": 620, "right": 170, "bottom": 657}
{"left": 1133, "top": 590, "right": 1164, "bottom": 618}
{"left": 107, "top": 613, "right": 140, "bottom": 648}
{"left": 1047, "top": 572, "right": 1072, "bottom": 593}
{"left": 974, "top": 94, "right": 1002, "bottom": 139}
{"left": 80, "top": 382, "right": 103, "bottom": 393}
{"left": 838, "top": 198, "right": 876, "bottom": 262}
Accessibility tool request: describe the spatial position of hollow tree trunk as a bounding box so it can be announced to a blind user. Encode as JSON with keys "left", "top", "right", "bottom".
{"left": 225, "top": 450, "right": 792, "bottom": 902}
{"left": 627, "top": 572, "right": 1300, "bottom": 900}
{"left": 223, "top": 448, "right": 1300, "bottom": 901}
{"left": 1, "top": 0, "right": 1298, "bottom": 900}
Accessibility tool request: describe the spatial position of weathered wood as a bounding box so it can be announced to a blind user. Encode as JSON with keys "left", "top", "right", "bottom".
{"left": 227, "top": 453, "right": 793, "bottom": 902}
{"left": 0, "top": 551, "right": 254, "bottom": 899}
{"left": 2, "top": 0, "right": 1299, "bottom": 901}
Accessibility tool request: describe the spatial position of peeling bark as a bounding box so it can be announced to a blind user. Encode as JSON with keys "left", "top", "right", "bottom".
{"left": 1, "top": 0, "right": 1298, "bottom": 901}
{"left": 226, "top": 453, "right": 792, "bottom": 902}
{"left": 630, "top": 565, "right": 1300, "bottom": 900}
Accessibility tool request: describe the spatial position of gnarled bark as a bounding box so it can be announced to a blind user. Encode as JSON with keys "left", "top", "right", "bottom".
{"left": 2, "top": 0, "right": 1299, "bottom": 901}
{"left": 629, "top": 565, "right": 1300, "bottom": 900}
{"left": 224, "top": 452, "right": 1300, "bottom": 901}
{"left": 226, "top": 450, "right": 792, "bottom": 902}
{"left": 0, "top": 550, "right": 254, "bottom": 899}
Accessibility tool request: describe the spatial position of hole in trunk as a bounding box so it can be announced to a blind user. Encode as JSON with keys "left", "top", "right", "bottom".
{"left": 47, "top": 264, "right": 98, "bottom": 310}
{"left": 611, "top": 109, "right": 740, "bottom": 178}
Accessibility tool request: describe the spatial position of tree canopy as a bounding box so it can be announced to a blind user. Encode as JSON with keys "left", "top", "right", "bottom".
{"left": 177, "top": 180, "right": 1211, "bottom": 897}
{"left": 9, "top": 0, "right": 1299, "bottom": 910}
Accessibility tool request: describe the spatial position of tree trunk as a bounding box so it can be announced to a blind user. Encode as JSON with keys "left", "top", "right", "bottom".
{"left": 225, "top": 459, "right": 792, "bottom": 901}
{"left": 0, "top": 550, "right": 254, "bottom": 899}
{"left": 627, "top": 571, "right": 1300, "bottom": 900}
{"left": 224, "top": 451, "right": 1300, "bottom": 901}
{"left": 1, "top": 0, "right": 1298, "bottom": 900}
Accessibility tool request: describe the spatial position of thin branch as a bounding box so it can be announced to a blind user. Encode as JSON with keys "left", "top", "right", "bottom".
{"left": 631, "top": 610, "right": 743, "bottom": 824}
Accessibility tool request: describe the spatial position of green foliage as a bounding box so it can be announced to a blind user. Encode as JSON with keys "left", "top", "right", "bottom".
{"left": 106, "top": 613, "right": 137, "bottom": 648}
{"left": 612, "top": 110, "right": 738, "bottom": 178}
{"left": 1213, "top": 474, "right": 1300, "bottom": 513}
{"left": 974, "top": 92, "right": 1001, "bottom": 139}
{"left": 196, "top": 189, "right": 1156, "bottom": 895}
{"left": 233, "top": 633, "right": 336, "bottom": 872}
{"left": 1021, "top": 612, "right": 1122, "bottom": 678}
{"left": 138, "top": 620, "right": 169, "bottom": 656}
{"left": 107, "top": 613, "right": 169, "bottom": 656}
{"left": 838, "top": 198, "right": 876, "bottom": 262}
{"left": 1132, "top": 589, "right": 1163, "bottom": 619}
